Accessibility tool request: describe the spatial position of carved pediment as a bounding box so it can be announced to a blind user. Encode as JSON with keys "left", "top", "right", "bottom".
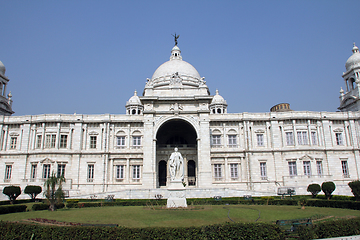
{"left": 40, "top": 158, "right": 55, "bottom": 164}
{"left": 299, "top": 154, "right": 314, "bottom": 161}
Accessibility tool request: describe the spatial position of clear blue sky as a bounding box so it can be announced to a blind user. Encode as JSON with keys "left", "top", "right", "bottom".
{"left": 1, "top": 1, "right": 359, "bottom": 116}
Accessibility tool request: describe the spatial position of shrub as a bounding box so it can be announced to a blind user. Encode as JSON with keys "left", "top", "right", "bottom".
{"left": 0, "top": 205, "right": 27, "bottom": 214}
{"left": 32, "top": 203, "right": 65, "bottom": 211}
{"left": 321, "top": 182, "right": 336, "bottom": 200}
{"left": 348, "top": 180, "right": 360, "bottom": 201}
{"left": 24, "top": 185, "right": 42, "bottom": 201}
{"left": 307, "top": 183, "right": 321, "bottom": 198}
{"left": 2, "top": 186, "right": 21, "bottom": 204}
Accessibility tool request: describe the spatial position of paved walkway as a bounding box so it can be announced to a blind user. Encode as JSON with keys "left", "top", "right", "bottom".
{"left": 318, "top": 235, "right": 360, "bottom": 240}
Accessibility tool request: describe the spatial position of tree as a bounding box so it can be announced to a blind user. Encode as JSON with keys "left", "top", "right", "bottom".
{"left": 24, "top": 185, "right": 42, "bottom": 201}
{"left": 321, "top": 181, "right": 336, "bottom": 200}
{"left": 44, "top": 172, "right": 65, "bottom": 211}
{"left": 307, "top": 183, "right": 321, "bottom": 198}
{"left": 2, "top": 186, "right": 21, "bottom": 204}
{"left": 348, "top": 180, "right": 360, "bottom": 201}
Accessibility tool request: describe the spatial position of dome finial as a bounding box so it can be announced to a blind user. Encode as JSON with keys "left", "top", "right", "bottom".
{"left": 215, "top": 89, "right": 219, "bottom": 95}
{"left": 134, "top": 90, "right": 137, "bottom": 96}
{"left": 353, "top": 42, "right": 359, "bottom": 54}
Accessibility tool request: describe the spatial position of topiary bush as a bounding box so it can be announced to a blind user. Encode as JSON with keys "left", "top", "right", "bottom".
{"left": 348, "top": 180, "right": 360, "bottom": 201}
{"left": 2, "top": 186, "right": 21, "bottom": 204}
{"left": 321, "top": 182, "right": 336, "bottom": 200}
{"left": 24, "top": 185, "right": 42, "bottom": 201}
{"left": 307, "top": 183, "right": 321, "bottom": 198}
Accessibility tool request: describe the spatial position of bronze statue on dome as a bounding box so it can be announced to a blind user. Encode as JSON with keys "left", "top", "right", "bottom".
{"left": 172, "top": 33, "right": 180, "bottom": 46}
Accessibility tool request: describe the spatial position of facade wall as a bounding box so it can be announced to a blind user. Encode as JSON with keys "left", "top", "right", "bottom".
{"left": 0, "top": 110, "right": 359, "bottom": 200}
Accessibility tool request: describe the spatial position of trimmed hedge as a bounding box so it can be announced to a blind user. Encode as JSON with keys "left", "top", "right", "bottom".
{"left": 0, "top": 205, "right": 27, "bottom": 215}
{"left": 306, "top": 199, "right": 360, "bottom": 210}
{"left": 297, "top": 217, "right": 360, "bottom": 239}
{"left": 0, "top": 221, "right": 284, "bottom": 240}
{"left": 65, "top": 198, "right": 301, "bottom": 208}
{"left": 32, "top": 203, "right": 65, "bottom": 211}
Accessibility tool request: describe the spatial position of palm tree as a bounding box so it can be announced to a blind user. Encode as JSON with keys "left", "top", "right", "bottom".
{"left": 44, "top": 172, "right": 65, "bottom": 211}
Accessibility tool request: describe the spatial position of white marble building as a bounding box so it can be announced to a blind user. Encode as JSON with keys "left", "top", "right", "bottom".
{"left": 0, "top": 43, "right": 360, "bottom": 200}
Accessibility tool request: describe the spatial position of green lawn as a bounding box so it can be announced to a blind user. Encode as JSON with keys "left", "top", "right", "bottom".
{"left": 1, "top": 204, "right": 359, "bottom": 228}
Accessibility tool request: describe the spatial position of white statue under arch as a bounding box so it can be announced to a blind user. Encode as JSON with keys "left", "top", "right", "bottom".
{"left": 168, "top": 147, "right": 184, "bottom": 181}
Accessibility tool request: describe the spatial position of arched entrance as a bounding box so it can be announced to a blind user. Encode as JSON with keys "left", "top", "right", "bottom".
{"left": 156, "top": 119, "right": 198, "bottom": 188}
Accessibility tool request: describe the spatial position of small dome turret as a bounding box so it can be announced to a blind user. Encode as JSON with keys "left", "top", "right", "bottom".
{"left": 210, "top": 89, "right": 227, "bottom": 114}
{"left": 211, "top": 89, "right": 227, "bottom": 105}
{"left": 126, "top": 91, "right": 143, "bottom": 115}
{"left": 345, "top": 43, "right": 360, "bottom": 72}
{"left": 126, "top": 90, "right": 142, "bottom": 105}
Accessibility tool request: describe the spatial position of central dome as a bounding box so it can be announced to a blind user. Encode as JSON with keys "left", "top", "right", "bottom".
{"left": 151, "top": 46, "right": 200, "bottom": 80}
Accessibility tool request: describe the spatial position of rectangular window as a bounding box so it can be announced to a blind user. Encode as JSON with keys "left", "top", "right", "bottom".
{"left": 116, "top": 165, "right": 124, "bottom": 180}
{"left": 288, "top": 161, "right": 297, "bottom": 177}
{"left": 316, "top": 161, "right": 323, "bottom": 176}
{"left": 57, "top": 164, "right": 65, "bottom": 178}
{"left": 88, "top": 165, "right": 94, "bottom": 182}
{"left": 228, "top": 135, "right": 237, "bottom": 147}
{"left": 303, "top": 161, "right": 311, "bottom": 176}
{"left": 336, "top": 133, "right": 343, "bottom": 145}
{"left": 31, "top": 165, "right": 37, "bottom": 180}
{"left": 257, "top": 134, "right": 264, "bottom": 146}
{"left": 45, "top": 134, "right": 56, "bottom": 148}
{"left": 132, "top": 165, "right": 140, "bottom": 180}
{"left": 59, "top": 135, "right": 68, "bottom": 148}
{"left": 90, "top": 136, "right": 97, "bottom": 149}
{"left": 10, "top": 137, "right": 17, "bottom": 149}
{"left": 311, "top": 132, "right": 317, "bottom": 145}
{"left": 116, "top": 136, "right": 125, "bottom": 148}
{"left": 133, "top": 136, "right": 141, "bottom": 147}
{"left": 341, "top": 160, "right": 349, "bottom": 178}
{"left": 260, "top": 162, "right": 267, "bottom": 180}
{"left": 297, "top": 131, "right": 308, "bottom": 145}
{"left": 43, "top": 164, "right": 51, "bottom": 179}
{"left": 286, "top": 132, "right": 294, "bottom": 146}
{"left": 212, "top": 135, "right": 221, "bottom": 147}
{"left": 5, "top": 165, "right": 12, "bottom": 180}
{"left": 230, "top": 163, "right": 238, "bottom": 179}
{"left": 214, "top": 164, "right": 222, "bottom": 180}
{"left": 36, "top": 135, "right": 42, "bottom": 149}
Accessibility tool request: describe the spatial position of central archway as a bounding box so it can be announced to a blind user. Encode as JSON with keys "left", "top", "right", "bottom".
{"left": 156, "top": 119, "right": 198, "bottom": 188}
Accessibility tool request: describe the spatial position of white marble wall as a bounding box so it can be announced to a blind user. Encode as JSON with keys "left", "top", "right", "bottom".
{"left": 0, "top": 110, "right": 359, "bottom": 200}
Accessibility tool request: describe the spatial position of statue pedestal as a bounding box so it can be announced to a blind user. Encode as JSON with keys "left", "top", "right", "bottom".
{"left": 166, "top": 180, "right": 187, "bottom": 208}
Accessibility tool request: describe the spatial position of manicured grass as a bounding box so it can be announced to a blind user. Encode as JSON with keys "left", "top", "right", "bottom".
{"left": 0, "top": 204, "right": 359, "bottom": 228}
